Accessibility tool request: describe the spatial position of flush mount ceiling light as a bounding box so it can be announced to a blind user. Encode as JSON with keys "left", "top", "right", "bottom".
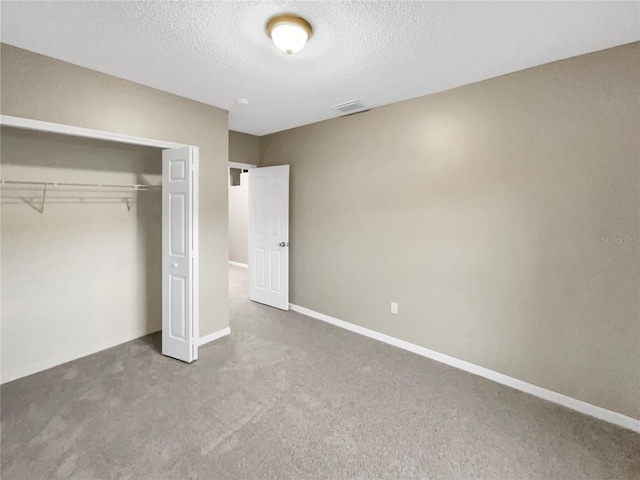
{"left": 266, "top": 14, "right": 312, "bottom": 55}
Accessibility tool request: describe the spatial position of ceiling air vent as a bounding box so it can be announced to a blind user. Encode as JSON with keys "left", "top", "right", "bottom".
{"left": 332, "top": 100, "right": 367, "bottom": 113}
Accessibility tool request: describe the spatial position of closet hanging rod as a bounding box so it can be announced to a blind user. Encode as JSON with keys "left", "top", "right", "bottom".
{"left": 0, "top": 180, "right": 160, "bottom": 190}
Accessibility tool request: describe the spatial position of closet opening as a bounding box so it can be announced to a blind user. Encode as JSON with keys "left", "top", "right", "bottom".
{"left": 0, "top": 116, "right": 200, "bottom": 383}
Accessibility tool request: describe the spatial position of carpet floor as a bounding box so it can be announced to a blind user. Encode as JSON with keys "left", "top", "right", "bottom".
{"left": 2, "top": 265, "right": 639, "bottom": 479}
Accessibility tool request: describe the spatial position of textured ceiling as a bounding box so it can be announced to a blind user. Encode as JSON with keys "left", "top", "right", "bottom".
{"left": 1, "top": 1, "right": 638, "bottom": 136}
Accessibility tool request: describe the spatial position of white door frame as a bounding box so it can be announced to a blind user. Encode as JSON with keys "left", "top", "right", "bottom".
{"left": 228, "top": 162, "right": 257, "bottom": 171}
{"left": 0, "top": 114, "right": 201, "bottom": 359}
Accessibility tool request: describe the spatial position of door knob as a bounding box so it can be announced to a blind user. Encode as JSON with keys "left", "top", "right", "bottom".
{"left": 279, "top": 242, "right": 289, "bottom": 247}
{"left": 172, "top": 263, "right": 178, "bottom": 267}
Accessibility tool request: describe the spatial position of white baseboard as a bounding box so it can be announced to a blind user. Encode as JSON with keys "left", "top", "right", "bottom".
{"left": 1, "top": 327, "right": 160, "bottom": 385}
{"left": 228, "top": 261, "right": 248, "bottom": 269}
{"left": 198, "top": 327, "right": 231, "bottom": 347}
{"left": 289, "top": 303, "right": 640, "bottom": 433}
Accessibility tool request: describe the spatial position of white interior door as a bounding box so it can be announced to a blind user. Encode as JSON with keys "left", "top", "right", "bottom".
{"left": 162, "top": 147, "right": 199, "bottom": 362}
{"left": 248, "top": 165, "right": 289, "bottom": 310}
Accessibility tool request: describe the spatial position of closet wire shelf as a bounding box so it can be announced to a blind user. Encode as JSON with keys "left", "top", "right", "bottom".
{"left": 0, "top": 180, "right": 161, "bottom": 213}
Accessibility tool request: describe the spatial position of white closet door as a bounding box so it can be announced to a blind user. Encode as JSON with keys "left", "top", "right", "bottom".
{"left": 162, "top": 147, "right": 198, "bottom": 362}
{"left": 248, "top": 165, "right": 289, "bottom": 310}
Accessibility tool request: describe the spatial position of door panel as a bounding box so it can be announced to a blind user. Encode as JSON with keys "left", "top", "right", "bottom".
{"left": 162, "top": 147, "right": 197, "bottom": 362}
{"left": 248, "top": 165, "right": 289, "bottom": 310}
{"left": 170, "top": 193, "right": 186, "bottom": 255}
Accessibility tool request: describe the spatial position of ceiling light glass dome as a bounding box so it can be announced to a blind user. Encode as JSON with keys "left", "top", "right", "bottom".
{"left": 266, "top": 15, "right": 313, "bottom": 55}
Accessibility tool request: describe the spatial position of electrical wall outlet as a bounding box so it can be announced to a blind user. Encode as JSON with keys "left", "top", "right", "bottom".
{"left": 391, "top": 302, "right": 398, "bottom": 315}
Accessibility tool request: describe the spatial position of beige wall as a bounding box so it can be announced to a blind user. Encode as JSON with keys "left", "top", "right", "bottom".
{"left": 260, "top": 43, "right": 640, "bottom": 419}
{"left": 229, "top": 172, "right": 249, "bottom": 264}
{"left": 229, "top": 131, "right": 259, "bottom": 165}
{"left": 1, "top": 128, "right": 163, "bottom": 381}
{"left": 0, "top": 44, "right": 229, "bottom": 340}
{"left": 228, "top": 131, "right": 259, "bottom": 265}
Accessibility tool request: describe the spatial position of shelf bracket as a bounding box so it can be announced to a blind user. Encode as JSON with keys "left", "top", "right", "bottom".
{"left": 39, "top": 183, "right": 47, "bottom": 214}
